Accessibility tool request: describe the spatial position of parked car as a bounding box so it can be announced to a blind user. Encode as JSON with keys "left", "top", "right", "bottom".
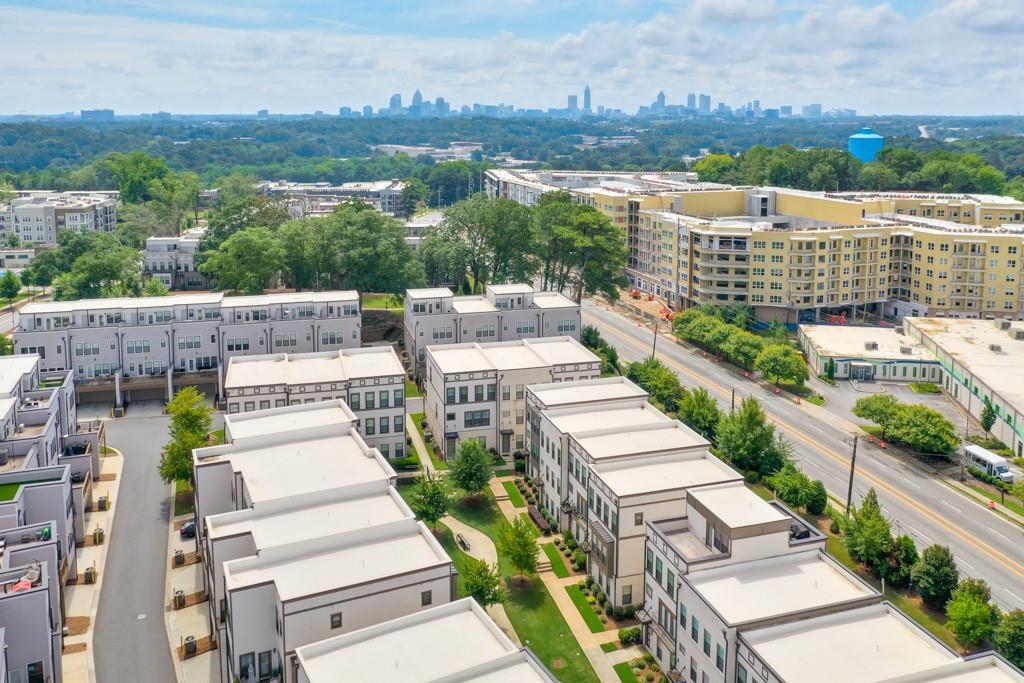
{"left": 179, "top": 520, "right": 196, "bottom": 539}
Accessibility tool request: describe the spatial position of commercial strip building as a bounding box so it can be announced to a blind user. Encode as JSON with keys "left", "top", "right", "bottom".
{"left": 0, "top": 191, "right": 119, "bottom": 246}
{"left": 256, "top": 180, "right": 406, "bottom": 216}
{"left": 423, "top": 337, "right": 600, "bottom": 458}
{"left": 224, "top": 347, "right": 407, "bottom": 458}
{"left": 904, "top": 317, "right": 1024, "bottom": 457}
{"left": 142, "top": 225, "right": 208, "bottom": 290}
{"left": 0, "top": 247, "right": 35, "bottom": 273}
{"left": 404, "top": 283, "right": 581, "bottom": 380}
{"left": 798, "top": 324, "right": 939, "bottom": 382}
{"left": 13, "top": 290, "right": 361, "bottom": 405}
{"left": 294, "top": 598, "right": 557, "bottom": 683}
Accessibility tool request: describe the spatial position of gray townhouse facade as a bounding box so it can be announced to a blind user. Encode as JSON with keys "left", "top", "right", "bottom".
{"left": 142, "top": 225, "right": 208, "bottom": 290}
{"left": 404, "top": 284, "right": 581, "bottom": 380}
{"left": 13, "top": 291, "right": 361, "bottom": 405}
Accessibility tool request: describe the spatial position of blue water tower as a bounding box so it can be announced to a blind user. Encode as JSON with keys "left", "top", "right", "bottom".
{"left": 848, "top": 127, "right": 884, "bottom": 163}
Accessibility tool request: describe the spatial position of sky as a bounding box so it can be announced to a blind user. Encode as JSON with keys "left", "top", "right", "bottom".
{"left": 1, "top": 0, "right": 1022, "bottom": 116}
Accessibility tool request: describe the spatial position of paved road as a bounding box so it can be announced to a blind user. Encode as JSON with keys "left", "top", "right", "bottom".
{"left": 584, "top": 300, "right": 1024, "bottom": 610}
{"left": 94, "top": 415, "right": 177, "bottom": 683}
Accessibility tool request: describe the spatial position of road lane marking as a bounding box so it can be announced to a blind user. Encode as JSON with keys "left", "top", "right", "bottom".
{"left": 1006, "top": 590, "right": 1024, "bottom": 605}
{"left": 942, "top": 501, "right": 963, "bottom": 514}
{"left": 587, "top": 310, "right": 1024, "bottom": 578}
{"left": 900, "top": 476, "right": 921, "bottom": 490}
{"left": 908, "top": 527, "right": 933, "bottom": 545}
{"left": 991, "top": 529, "right": 1013, "bottom": 543}
{"left": 959, "top": 559, "right": 977, "bottom": 572}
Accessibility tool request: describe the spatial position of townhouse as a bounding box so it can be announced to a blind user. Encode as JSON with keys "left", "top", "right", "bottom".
{"left": 0, "top": 540, "right": 64, "bottom": 683}
{"left": 0, "top": 467, "right": 78, "bottom": 587}
{"left": 904, "top": 317, "right": 1024, "bottom": 457}
{"left": 585, "top": 452, "right": 740, "bottom": 608}
{"left": 294, "top": 598, "right": 557, "bottom": 683}
{"left": 404, "top": 284, "right": 581, "bottom": 380}
{"left": 221, "top": 519, "right": 455, "bottom": 683}
{"left": 0, "top": 191, "right": 119, "bottom": 246}
{"left": 142, "top": 225, "right": 208, "bottom": 290}
{"left": 423, "top": 337, "right": 600, "bottom": 458}
{"left": 224, "top": 347, "right": 407, "bottom": 457}
{"left": 14, "top": 290, "right": 360, "bottom": 406}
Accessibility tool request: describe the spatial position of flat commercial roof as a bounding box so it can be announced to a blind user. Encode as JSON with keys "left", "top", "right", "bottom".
{"left": 0, "top": 355, "right": 38, "bottom": 397}
{"left": 887, "top": 655, "right": 1024, "bottom": 682}
{"left": 547, "top": 404, "right": 668, "bottom": 436}
{"left": 225, "top": 348, "right": 403, "bottom": 389}
{"left": 487, "top": 283, "right": 533, "bottom": 295}
{"left": 452, "top": 298, "right": 498, "bottom": 314}
{"left": 800, "top": 324, "right": 932, "bottom": 362}
{"left": 742, "top": 603, "right": 956, "bottom": 683}
{"left": 428, "top": 338, "right": 597, "bottom": 375}
{"left": 295, "top": 599, "right": 532, "bottom": 683}
{"left": 406, "top": 287, "right": 454, "bottom": 299}
{"left": 223, "top": 519, "right": 449, "bottom": 601}
{"left": 526, "top": 292, "right": 577, "bottom": 309}
{"left": 574, "top": 421, "right": 709, "bottom": 461}
{"left": 20, "top": 290, "right": 357, "bottom": 314}
{"left": 688, "top": 550, "right": 877, "bottom": 626}
{"left": 530, "top": 377, "right": 648, "bottom": 408}
{"left": 907, "top": 318, "right": 1024, "bottom": 411}
{"left": 687, "top": 481, "right": 789, "bottom": 529}
{"left": 590, "top": 451, "right": 737, "bottom": 498}
{"left": 520, "top": 337, "right": 597, "bottom": 366}
{"left": 205, "top": 486, "right": 411, "bottom": 548}
{"left": 224, "top": 400, "right": 357, "bottom": 442}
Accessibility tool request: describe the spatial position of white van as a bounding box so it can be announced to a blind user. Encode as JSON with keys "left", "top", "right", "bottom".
{"left": 964, "top": 444, "right": 1014, "bottom": 483}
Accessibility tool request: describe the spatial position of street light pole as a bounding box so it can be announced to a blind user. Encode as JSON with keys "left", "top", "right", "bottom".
{"left": 845, "top": 436, "right": 859, "bottom": 516}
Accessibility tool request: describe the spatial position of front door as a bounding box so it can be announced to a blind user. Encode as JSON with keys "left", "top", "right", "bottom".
{"left": 445, "top": 437, "right": 457, "bottom": 458}
{"left": 27, "top": 662, "right": 44, "bottom": 683}
{"left": 501, "top": 433, "right": 511, "bottom": 454}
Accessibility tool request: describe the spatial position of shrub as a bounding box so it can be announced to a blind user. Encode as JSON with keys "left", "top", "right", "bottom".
{"left": 646, "top": 674, "right": 655, "bottom": 682}
{"left": 573, "top": 550, "right": 587, "bottom": 567}
{"left": 614, "top": 606, "right": 625, "bottom": 618}
{"left": 643, "top": 653, "right": 654, "bottom": 663}
{"left": 585, "top": 575, "right": 594, "bottom": 588}
{"left": 651, "top": 664, "right": 660, "bottom": 673}
{"left": 830, "top": 518, "right": 841, "bottom": 535}
{"left": 605, "top": 605, "right": 614, "bottom": 616}
{"left": 744, "top": 470, "right": 760, "bottom": 484}
{"left": 600, "top": 616, "right": 608, "bottom": 624}
{"left": 420, "top": 418, "right": 428, "bottom": 428}
{"left": 514, "top": 460, "right": 525, "bottom": 473}
{"left": 806, "top": 480, "right": 828, "bottom": 515}
{"left": 586, "top": 595, "right": 596, "bottom": 605}
{"left": 619, "top": 627, "right": 640, "bottom": 645}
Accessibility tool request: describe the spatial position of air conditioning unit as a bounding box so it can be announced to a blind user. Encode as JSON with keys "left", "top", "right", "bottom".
{"left": 864, "top": 341, "right": 878, "bottom": 351}
{"left": 989, "top": 343, "right": 1003, "bottom": 352}
{"left": 899, "top": 346, "right": 913, "bottom": 354}
{"left": 994, "top": 319, "right": 1011, "bottom": 330}
{"left": 1010, "top": 329, "right": 1024, "bottom": 341}
{"left": 16, "top": 424, "right": 24, "bottom": 433}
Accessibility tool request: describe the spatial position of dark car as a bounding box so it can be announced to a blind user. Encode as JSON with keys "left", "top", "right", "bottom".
{"left": 179, "top": 520, "right": 196, "bottom": 539}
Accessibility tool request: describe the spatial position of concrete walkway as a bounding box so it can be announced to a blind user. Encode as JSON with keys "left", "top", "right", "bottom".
{"left": 407, "top": 413, "right": 437, "bottom": 475}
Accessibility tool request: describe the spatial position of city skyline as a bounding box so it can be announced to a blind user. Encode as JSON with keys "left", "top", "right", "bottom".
{"left": 1, "top": 0, "right": 1023, "bottom": 116}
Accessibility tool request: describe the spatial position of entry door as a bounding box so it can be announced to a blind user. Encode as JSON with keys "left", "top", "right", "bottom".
{"left": 27, "top": 662, "right": 44, "bottom": 683}
{"left": 501, "top": 433, "right": 511, "bottom": 454}
{"left": 446, "top": 437, "right": 457, "bottom": 458}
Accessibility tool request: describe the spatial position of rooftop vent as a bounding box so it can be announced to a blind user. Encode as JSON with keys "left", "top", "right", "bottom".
{"left": 864, "top": 341, "right": 879, "bottom": 351}
{"left": 1010, "top": 329, "right": 1024, "bottom": 341}
{"left": 994, "top": 319, "right": 1011, "bottom": 331}
{"left": 989, "top": 343, "right": 1003, "bottom": 352}
{"left": 899, "top": 346, "right": 913, "bottom": 355}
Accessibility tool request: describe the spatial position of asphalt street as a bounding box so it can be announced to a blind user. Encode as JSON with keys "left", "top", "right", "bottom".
{"left": 584, "top": 300, "right": 1024, "bottom": 611}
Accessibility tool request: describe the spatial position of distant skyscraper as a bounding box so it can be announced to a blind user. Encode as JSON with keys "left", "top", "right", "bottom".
{"left": 412, "top": 89, "right": 423, "bottom": 107}
{"left": 81, "top": 109, "right": 114, "bottom": 121}
{"left": 802, "top": 103, "right": 822, "bottom": 117}
{"left": 698, "top": 94, "right": 711, "bottom": 114}
{"left": 583, "top": 84, "right": 591, "bottom": 112}
{"left": 338, "top": 106, "right": 352, "bottom": 118}
{"left": 656, "top": 91, "right": 666, "bottom": 110}
{"left": 363, "top": 105, "right": 373, "bottom": 118}
{"left": 568, "top": 94, "right": 578, "bottom": 111}
{"left": 780, "top": 105, "right": 793, "bottom": 117}
{"left": 389, "top": 93, "right": 402, "bottom": 111}
{"left": 686, "top": 92, "right": 696, "bottom": 110}
{"left": 256, "top": 109, "right": 269, "bottom": 119}
{"left": 435, "top": 96, "right": 448, "bottom": 116}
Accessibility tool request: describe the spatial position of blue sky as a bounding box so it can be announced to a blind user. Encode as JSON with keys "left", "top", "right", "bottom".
{"left": 1, "top": 0, "right": 1021, "bottom": 115}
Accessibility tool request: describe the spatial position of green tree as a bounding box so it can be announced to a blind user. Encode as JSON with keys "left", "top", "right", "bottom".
{"left": 102, "top": 151, "right": 170, "bottom": 202}
{"left": 158, "top": 430, "right": 205, "bottom": 485}
{"left": 410, "top": 471, "right": 454, "bottom": 530}
{"left": 0, "top": 270, "right": 21, "bottom": 311}
{"left": 994, "top": 610, "right": 1024, "bottom": 668}
{"left": 852, "top": 394, "right": 902, "bottom": 439}
{"left": 755, "top": 344, "right": 809, "bottom": 386}
{"left": 693, "top": 154, "right": 738, "bottom": 183}
{"left": 442, "top": 193, "right": 536, "bottom": 291}
{"left": 462, "top": 557, "right": 506, "bottom": 607}
{"left": 569, "top": 205, "right": 628, "bottom": 302}
{"left": 0, "top": 335, "right": 12, "bottom": 356}
{"left": 806, "top": 480, "right": 828, "bottom": 515}
{"left": 158, "top": 387, "right": 212, "bottom": 487}
{"left": 766, "top": 319, "right": 788, "bottom": 344}
{"left": 399, "top": 177, "right": 428, "bottom": 218}
{"left": 766, "top": 462, "right": 812, "bottom": 508}
{"left": 116, "top": 202, "right": 165, "bottom": 249}
{"left": 143, "top": 278, "right": 169, "bottom": 297}
{"left": 200, "top": 227, "right": 284, "bottom": 294}
{"left": 891, "top": 404, "right": 959, "bottom": 454}
{"left": 857, "top": 164, "right": 900, "bottom": 191}
{"left": 418, "top": 227, "right": 469, "bottom": 287}
{"left": 721, "top": 329, "right": 764, "bottom": 370}
{"left": 716, "top": 397, "right": 787, "bottom": 477}
{"left": 532, "top": 191, "right": 578, "bottom": 291}
{"left": 626, "top": 357, "right": 683, "bottom": 413}
{"left": 881, "top": 534, "right": 918, "bottom": 588}
{"left": 449, "top": 439, "right": 493, "bottom": 498}
{"left": 826, "top": 357, "right": 836, "bottom": 382}
{"left": 498, "top": 516, "right": 539, "bottom": 582}
{"left": 911, "top": 545, "right": 960, "bottom": 610}
{"left": 333, "top": 204, "right": 426, "bottom": 295}
{"left": 52, "top": 233, "right": 142, "bottom": 300}
{"left": 842, "top": 489, "right": 892, "bottom": 574}
{"left": 214, "top": 172, "right": 258, "bottom": 205}
{"left": 678, "top": 387, "right": 722, "bottom": 442}
{"left": 720, "top": 302, "right": 754, "bottom": 328}
{"left": 947, "top": 579, "right": 1000, "bottom": 646}
{"left": 981, "top": 397, "right": 997, "bottom": 434}
{"left": 204, "top": 196, "right": 289, "bottom": 251}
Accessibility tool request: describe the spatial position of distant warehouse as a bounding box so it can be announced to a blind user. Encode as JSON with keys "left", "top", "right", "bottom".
{"left": 798, "top": 324, "right": 939, "bottom": 382}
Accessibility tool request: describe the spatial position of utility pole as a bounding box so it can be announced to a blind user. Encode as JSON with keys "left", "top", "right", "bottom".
{"left": 650, "top": 315, "right": 659, "bottom": 360}
{"left": 731, "top": 388, "right": 736, "bottom": 413}
{"left": 845, "top": 435, "right": 858, "bottom": 517}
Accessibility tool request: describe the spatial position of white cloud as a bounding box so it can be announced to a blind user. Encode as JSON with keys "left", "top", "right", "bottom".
{"left": 0, "top": 2, "right": 1022, "bottom": 116}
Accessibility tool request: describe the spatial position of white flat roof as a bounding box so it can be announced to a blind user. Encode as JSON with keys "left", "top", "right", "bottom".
{"left": 20, "top": 290, "right": 357, "bottom": 314}
{"left": 487, "top": 283, "right": 533, "bottom": 295}
{"left": 223, "top": 519, "right": 449, "bottom": 601}
{"left": 591, "top": 451, "right": 738, "bottom": 498}
{"left": 427, "top": 345, "right": 495, "bottom": 374}
{"left": 886, "top": 655, "right": 1024, "bottom": 682}
{"left": 688, "top": 550, "right": 877, "bottom": 625}
{"left": 519, "top": 337, "right": 597, "bottom": 366}
{"left": 531, "top": 291, "right": 579, "bottom": 309}
{"left": 406, "top": 287, "right": 453, "bottom": 299}
{"left": 295, "top": 599, "right": 528, "bottom": 683}
{"left": 452, "top": 298, "right": 497, "bottom": 314}
{"left": 223, "top": 400, "right": 357, "bottom": 442}
{"left": 205, "top": 485, "right": 411, "bottom": 548}
{"left": 574, "top": 421, "right": 709, "bottom": 461}
{"left": 428, "top": 338, "right": 597, "bottom": 375}
{"left": 0, "top": 355, "right": 38, "bottom": 397}
{"left": 687, "top": 481, "right": 789, "bottom": 529}
{"left": 907, "top": 318, "right": 1024, "bottom": 411}
{"left": 743, "top": 603, "right": 956, "bottom": 683}
{"left": 800, "top": 324, "right": 932, "bottom": 361}
{"left": 530, "top": 377, "right": 648, "bottom": 408}
{"left": 548, "top": 403, "right": 668, "bottom": 435}
{"left": 225, "top": 348, "right": 403, "bottom": 389}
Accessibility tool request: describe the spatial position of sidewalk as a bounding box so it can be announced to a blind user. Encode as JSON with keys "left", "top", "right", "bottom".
{"left": 62, "top": 447, "right": 124, "bottom": 683}
{"left": 407, "top": 413, "right": 436, "bottom": 475}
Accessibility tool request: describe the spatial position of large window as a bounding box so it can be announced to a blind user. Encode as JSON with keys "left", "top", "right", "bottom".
{"left": 464, "top": 410, "right": 490, "bottom": 428}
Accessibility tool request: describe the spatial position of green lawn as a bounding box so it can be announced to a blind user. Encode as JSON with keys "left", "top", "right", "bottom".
{"left": 447, "top": 494, "right": 599, "bottom": 683}
{"left": 404, "top": 378, "right": 421, "bottom": 398}
{"left": 613, "top": 662, "right": 640, "bottom": 683}
{"left": 600, "top": 642, "right": 619, "bottom": 653}
{"left": 502, "top": 481, "right": 526, "bottom": 508}
{"left": 565, "top": 585, "right": 605, "bottom": 633}
{"left": 805, "top": 394, "right": 826, "bottom": 406}
{"left": 542, "top": 542, "right": 570, "bottom": 578}
{"left": 910, "top": 382, "right": 942, "bottom": 394}
{"left": 410, "top": 412, "right": 448, "bottom": 470}
{"left": 361, "top": 292, "right": 401, "bottom": 310}
{"left": 966, "top": 483, "right": 1024, "bottom": 518}
{"left": 174, "top": 480, "right": 195, "bottom": 516}
{"left": 208, "top": 428, "right": 225, "bottom": 445}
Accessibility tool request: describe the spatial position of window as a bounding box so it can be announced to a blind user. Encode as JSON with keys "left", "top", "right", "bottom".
{"left": 459, "top": 386, "right": 468, "bottom": 403}
{"left": 446, "top": 387, "right": 456, "bottom": 404}
{"left": 244, "top": 401, "right": 255, "bottom": 412}
{"left": 365, "top": 392, "right": 375, "bottom": 409}
{"left": 635, "top": 512, "right": 644, "bottom": 526}
{"left": 654, "top": 557, "right": 663, "bottom": 583}
{"left": 394, "top": 389, "right": 404, "bottom": 407}
{"left": 691, "top": 615, "right": 699, "bottom": 642}
{"left": 646, "top": 548, "right": 654, "bottom": 574}
{"left": 365, "top": 418, "right": 375, "bottom": 435}
{"left": 666, "top": 571, "right": 675, "bottom": 597}
{"left": 274, "top": 333, "right": 297, "bottom": 348}
{"left": 379, "top": 390, "right": 389, "bottom": 408}
{"left": 421, "top": 590, "right": 433, "bottom": 606}
{"left": 516, "top": 384, "right": 524, "bottom": 399}
{"left": 330, "top": 612, "right": 343, "bottom": 629}
{"left": 349, "top": 393, "right": 360, "bottom": 410}
{"left": 502, "top": 385, "right": 511, "bottom": 400}
{"left": 703, "top": 629, "right": 711, "bottom": 657}
{"left": 475, "top": 384, "right": 484, "bottom": 402}
{"left": 679, "top": 603, "right": 688, "bottom": 627}
{"left": 464, "top": 410, "right": 490, "bottom": 428}
{"left": 557, "top": 319, "right": 577, "bottom": 333}
{"left": 622, "top": 584, "right": 632, "bottom": 605}
{"left": 736, "top": 664, "right": 748, "bottom": 683}
{"left": 379, "top": 416, "right": 390, "bottom": 434}
{"left": 259, "top": 651, "right": 273, "bottom": 679}
{"left": 716, "top": 644, "right": 725, "bottom": 672}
